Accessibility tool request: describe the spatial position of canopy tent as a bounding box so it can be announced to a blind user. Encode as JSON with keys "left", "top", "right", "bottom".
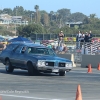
{"left": 8, "top": 36, "right": 32, "bottom": 43}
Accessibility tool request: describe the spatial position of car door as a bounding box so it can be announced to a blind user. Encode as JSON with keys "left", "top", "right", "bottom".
{"left": 16, "top": 46, "right": 28, "bottom": 68}
{"left": 11, "top": 46, "right": 25, "bottom": 67}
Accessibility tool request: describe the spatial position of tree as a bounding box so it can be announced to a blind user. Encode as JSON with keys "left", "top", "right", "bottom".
{"left": 2, "top": 8, "right": 13, "bottom": 15}
{"left": 34, "top": 5, "right": 40, "bottom": 23}
{"left": 57, "top": 8, "right": 71, "bottom": 23}
{"left": 69, "top": 12, "right": 87, "bottom": 22}
{"left": 17, "top": 24, "right": 45, "bottom": 36}
{"left": 49, "top": 11, "right": 54, "bottom": 21}
{"left": 90, "top": 14, "right": 96, "bottom": 18}
{"left": 42, "top": 13, "right": 49, "bottom": 26}
{"left": 83, "top": 17, "right": 90, "bottom": 24}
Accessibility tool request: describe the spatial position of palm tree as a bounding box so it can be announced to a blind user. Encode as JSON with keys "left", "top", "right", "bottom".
{"left": 50, "top": 11, "right": 54, "bottom": 21}
{"left": 34, "top": 5, "right": 39, "bottom": 23}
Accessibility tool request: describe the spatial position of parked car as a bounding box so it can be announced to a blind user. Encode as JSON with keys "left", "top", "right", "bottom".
{"left": 0, "top": 42, "right": 73, "bottom": 76}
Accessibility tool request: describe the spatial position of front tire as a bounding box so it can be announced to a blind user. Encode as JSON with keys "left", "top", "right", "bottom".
{"left": 5, "top": 59, "right": 14, "bottom": 73}
{"left": 27, "top": 62, "right": 38, "bottom": 76}
{"left": 59, "top": 71, "right": 66, "bottom": 76}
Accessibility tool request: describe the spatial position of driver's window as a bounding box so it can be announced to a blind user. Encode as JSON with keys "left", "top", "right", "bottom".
{"left": 15, "top": 46, "right": 23, "bottom": 53}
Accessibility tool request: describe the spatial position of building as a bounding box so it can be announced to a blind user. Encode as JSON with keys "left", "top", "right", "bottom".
{"left": 65, "top": 21, "right": 83, "bottom": 27}
{"left": 0, "top": 14, "right": 28, "bottom": 25}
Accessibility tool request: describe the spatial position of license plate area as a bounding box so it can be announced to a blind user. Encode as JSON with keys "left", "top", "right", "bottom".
{"left": 52, "top": 69, "right": 59, "bottom": 72}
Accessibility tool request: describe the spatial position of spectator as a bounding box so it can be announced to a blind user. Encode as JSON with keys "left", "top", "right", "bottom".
{"left": 62, "top": 44, "right": 68, "bottom": 54}
{"left": 58, "top": 44, "right": 64, "bottom": 54}
{"left": 58, "top": 31, "right": 64, "bottom": 46}
{"left": 80, "top": 32, "right": 85, "bottom": 48}
{"left": 76, "top": 31, "right": 82, "bottom": 49}
{"left": 88, "top": 30, "right": 93, "bottom": 42}
{"left": 84, "top": 32, "right": 89, "bottom": 42}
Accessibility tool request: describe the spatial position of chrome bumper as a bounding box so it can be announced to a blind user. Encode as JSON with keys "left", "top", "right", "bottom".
{"left": 37, "top": 66, "right": 73, "bottom": 72}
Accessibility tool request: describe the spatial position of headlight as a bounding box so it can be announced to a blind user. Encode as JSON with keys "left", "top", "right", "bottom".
{"left": 66, "top": 63, "right": 72, "bottom": 67}
{"left": 37, "top": 60, "right": 45, "bottom": 67}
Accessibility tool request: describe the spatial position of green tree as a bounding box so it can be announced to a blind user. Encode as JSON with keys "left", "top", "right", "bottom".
{"left": 57, "top": 8, "right": 71, "bottom": 23}
{"left": 17, "top": 24, "right": 45, "bottom": 37}
{"left": 49, "top": 11, "right": 54, "bottom": 21}
{"left": 42, "top": 13, "right": 49, "bottom": 26}
{"left": 69, "top": 12, "right": 87, "bottom": 22}
{"left": 3, "top": 8, "right": 13, "bottom": 15}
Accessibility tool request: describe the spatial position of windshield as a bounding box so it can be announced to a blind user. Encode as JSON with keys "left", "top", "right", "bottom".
{"left": 27, "top": 47, "right": 56, "bottom": 56}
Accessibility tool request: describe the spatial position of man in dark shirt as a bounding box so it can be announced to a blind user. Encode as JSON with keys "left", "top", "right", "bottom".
{"left": 88, "top": 30, "right": 93, "bottom": 42}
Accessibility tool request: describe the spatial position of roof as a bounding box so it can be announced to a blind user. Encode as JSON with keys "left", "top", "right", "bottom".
{"left": 8, "top": 36, "right": 31, "bottom": 42}
{"left": 9, "top": 42, "right": 46, "bottom": 48}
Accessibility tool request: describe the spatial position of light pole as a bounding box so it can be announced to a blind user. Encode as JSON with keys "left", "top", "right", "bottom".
{"left": 31, "top": 13, "right": 34, "bottom": 24}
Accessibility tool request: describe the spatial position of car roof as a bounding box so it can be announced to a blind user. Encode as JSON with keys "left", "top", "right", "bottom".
{"left": 9, "top": 42, "right": 46, "bottom": 48}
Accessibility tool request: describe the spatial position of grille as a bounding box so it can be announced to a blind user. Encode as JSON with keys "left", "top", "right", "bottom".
{"left": 58, "top": 63, "right": 65, "bottom": 67}
{"left": 45, "top": 62, "right": 54, "bottom": 66}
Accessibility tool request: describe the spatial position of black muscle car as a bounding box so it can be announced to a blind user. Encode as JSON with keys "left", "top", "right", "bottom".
{"left": 0, "top": 42, "right": 73, "bottom": 76}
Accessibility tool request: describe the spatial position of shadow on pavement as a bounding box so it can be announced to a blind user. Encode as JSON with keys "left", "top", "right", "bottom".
{"left": 0, "top": 68, "right": 58, "bottom": 76}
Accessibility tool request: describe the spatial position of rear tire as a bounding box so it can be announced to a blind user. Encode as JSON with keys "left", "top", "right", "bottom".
{"left": 59, "top": 71, "right": 66, "bottom": 76}
{"left": 27, "top": 62, "right": 38, "bottom": 76}
{"left": 5, "top": 59, "right": 14, "bottom": 73}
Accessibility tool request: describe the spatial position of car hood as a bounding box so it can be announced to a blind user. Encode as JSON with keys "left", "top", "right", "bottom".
{"left": 32, "top": 55, "right": 71, "bottom": 62}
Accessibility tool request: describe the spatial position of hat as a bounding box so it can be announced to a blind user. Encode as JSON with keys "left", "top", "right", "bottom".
{"left": 60, "top": 31, "right": 63, "bottom": 33}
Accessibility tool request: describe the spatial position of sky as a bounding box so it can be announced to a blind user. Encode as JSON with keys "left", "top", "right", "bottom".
{"left": 0, "top": 0, "right": 100, "bottom": 18}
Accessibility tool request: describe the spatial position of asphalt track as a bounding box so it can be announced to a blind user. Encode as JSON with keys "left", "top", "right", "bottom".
{"left": 0, "top": 63, "right": 99, "bottom": 100}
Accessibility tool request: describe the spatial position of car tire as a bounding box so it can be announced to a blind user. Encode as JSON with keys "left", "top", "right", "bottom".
{"left": 66, "top": 69, "right": 71, "bottom": 72}
{"left": 59, "top": 71, "right": 66, "bottom": 76}
{"left": 5, "top": 59, "right": 14, "bottom": 73}
{"left": 27, "top": 62, "right": 37, "bottom": 76}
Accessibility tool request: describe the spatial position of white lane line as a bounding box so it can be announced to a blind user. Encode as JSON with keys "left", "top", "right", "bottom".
{"left": 0, "top": 94, "right": 62, "bottom": 100}
{"left": 71, "top": 71, "right": 86, "bottom": 73}
{"left": 71, "top": 71, "right": 100, "bottom": 74}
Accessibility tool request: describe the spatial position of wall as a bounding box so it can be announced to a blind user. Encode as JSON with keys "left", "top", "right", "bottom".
{"left": 81, "top": 55, "right": 100, "bottom": 68}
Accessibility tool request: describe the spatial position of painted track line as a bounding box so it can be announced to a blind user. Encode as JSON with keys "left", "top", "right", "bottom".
{"left": 0, "top": 94, "right": 62, "bottom": 100}
{"left": 70, "top": 70, "right": 100, "bottom": 74}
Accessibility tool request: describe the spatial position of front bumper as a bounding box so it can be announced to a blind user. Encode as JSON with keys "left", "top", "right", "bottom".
{"left": 37, "top": 66, "right": 73, "bottom": 73}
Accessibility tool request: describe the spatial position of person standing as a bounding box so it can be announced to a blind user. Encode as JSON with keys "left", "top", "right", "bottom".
{"left": 80, "top": 32, "right": 85, "bottom": 48}
{"left": 76, "top": 31, "right": 82, "bottom": 49}
{"left": 88, "top": 30, "right": 93, "bottom": 42}
{"left": 58, "top": 31, "right": 64, "bottom": 47}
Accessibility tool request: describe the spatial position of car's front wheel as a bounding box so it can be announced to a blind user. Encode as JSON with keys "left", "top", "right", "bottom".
{"left": 59, "top": 71, "right": 66, "bottom": 76}
{"left": 66, "top": 69, "right": 71, "bottom": 72}
{"left": 27, "top": 62, "right": 38, "bottom": 76}
{"left": 5, "top": 59, "right": 14, "bottom": 73}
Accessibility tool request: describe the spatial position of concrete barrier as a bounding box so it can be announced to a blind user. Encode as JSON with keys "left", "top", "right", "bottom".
{"left": 57, "top": 54, "right": 76, "bottom": 67}
{"left": 57, "top": 54, "right": 71, "bottom": 60}
{"left": 81, "top": 55, "right": 100, "bottom": 68}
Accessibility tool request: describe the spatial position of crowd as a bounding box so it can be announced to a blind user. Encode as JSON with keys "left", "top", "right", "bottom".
{"left": 0, "top": 30, "right": 98, "bottom": 55}
{"left": 76, "top": 30, "right": 93, "bottom": 49}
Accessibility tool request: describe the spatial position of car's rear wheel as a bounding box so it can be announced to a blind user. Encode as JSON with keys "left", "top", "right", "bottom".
{"left": 27, "top": 62, "right": 38, "bottom": 76}
{"left": 5, "top": 59, "right": 14, "bottom": 73}
{"left": 59, "top": 71, "right": 66, "bottom": 76}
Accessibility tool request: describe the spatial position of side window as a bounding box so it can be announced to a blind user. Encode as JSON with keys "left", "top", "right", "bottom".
{"left": 27, "top": 47, "right": 32, "bottom": 53}
{"left": 15, "top": 46, "right": 23, "bottom": 53}
{"left": 6, "top": 44, "right": 18, "bottom": 51}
